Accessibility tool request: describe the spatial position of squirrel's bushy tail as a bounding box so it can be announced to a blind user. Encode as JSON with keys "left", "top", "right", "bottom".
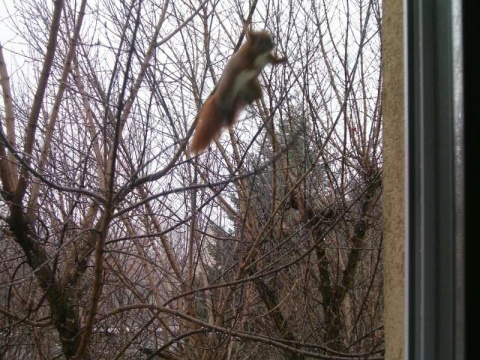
{"left": 190, "top": 96, "right": 224, "bottom": 154}
{"left": 190, "top": 96, "right": 245, "bottom": 154}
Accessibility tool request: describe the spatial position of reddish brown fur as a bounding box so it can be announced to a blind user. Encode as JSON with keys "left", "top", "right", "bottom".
{"left": 190, "top": 97, "right": 225, "bottom": 154}
{"left": 189, "top": 30, "right": 286, "bottom": 154}
{"left": 190, "top": 96, "right": 246, "bottom": 154}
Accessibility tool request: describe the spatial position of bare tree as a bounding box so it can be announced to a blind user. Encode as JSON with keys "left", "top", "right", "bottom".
{"left": 1, "top": 0, "right": 383, "bottom": 359}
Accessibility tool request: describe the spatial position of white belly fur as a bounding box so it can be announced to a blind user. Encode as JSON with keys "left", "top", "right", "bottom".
{"left": 233, "top": 69, "right": 257, "bottom": 94}
{"left": 233, "top": 52, "right": 271, "bottom": 95}
{"left": 254, "top": 52, "right": 271, "bottom": 69}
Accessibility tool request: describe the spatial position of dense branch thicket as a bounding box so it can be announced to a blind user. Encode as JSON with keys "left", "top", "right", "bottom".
{"left": 0, "top": 0, "right": 383, "bottom": 359}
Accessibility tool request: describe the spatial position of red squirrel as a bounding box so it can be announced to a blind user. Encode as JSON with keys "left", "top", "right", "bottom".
{"left": 190, "top": 30, "right": 287, "bottom": 154}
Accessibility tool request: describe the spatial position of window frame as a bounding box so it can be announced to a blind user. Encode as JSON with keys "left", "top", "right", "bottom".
{"left": 405, "top": 0, "right": 465, "bottom": 359}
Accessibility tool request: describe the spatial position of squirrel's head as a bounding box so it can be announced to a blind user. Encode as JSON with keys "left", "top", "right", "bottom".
{"left": 247, "top": 30, "right": 275, "bottom": 54}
